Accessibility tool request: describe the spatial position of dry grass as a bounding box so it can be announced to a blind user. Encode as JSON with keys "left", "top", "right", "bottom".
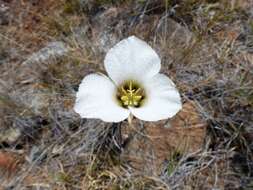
{"left": 0, "top": 0, "right": 252, "bottom": 189}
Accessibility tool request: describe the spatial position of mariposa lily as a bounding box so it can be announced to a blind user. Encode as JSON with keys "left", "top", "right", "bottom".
{"left": 74, "top": 36, "right": 182, "bottom": 122}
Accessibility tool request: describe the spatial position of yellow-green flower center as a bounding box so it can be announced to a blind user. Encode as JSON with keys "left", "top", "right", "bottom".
{"left": 117, "top": 80, "right": 145, "bottom": 108}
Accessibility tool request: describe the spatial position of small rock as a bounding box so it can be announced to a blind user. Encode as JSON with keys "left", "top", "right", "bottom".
{"left": 11, "top": 42, "right": 70, "bottom": 115}
{"left": 0, "top": 4, "right": 10, "bottom": 25}
{"left": 96, "top": 31, "right": 118, "bottom": 53}
{"left": 0, "top": 151, "right": 23, "bottom": 188}
{"left": 17, "top": 41, "right": 69, "bottom": 84}
{"left": 0, "top": 128, "right": 21, "bottom": 145}
{"left": 154, "top": 18, "right": 195, "bottom": 60}
{"left": 121, "top": 101, "right": 207, "bottom": 174}
{"left": 90, "top": 7, "right": 123, "bottom": 53}
{"left": 22, "top": 41, "right": 69, "bottom": 65}
{"left": 10, "top": 85, "right": 50, "bottom": 115}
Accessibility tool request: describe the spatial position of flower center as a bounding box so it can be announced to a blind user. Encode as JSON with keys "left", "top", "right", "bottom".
{"left": 117, "top": 80, "right": 145, "bottom": 108}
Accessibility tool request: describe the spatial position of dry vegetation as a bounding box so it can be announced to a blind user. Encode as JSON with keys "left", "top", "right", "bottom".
{"left": 0, "top": 0, "right": 253, "bottom": 189}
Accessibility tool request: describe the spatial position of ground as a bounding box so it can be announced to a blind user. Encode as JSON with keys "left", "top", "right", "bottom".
{"left": 0, "top": 0, "right": 253, "bottom": 189}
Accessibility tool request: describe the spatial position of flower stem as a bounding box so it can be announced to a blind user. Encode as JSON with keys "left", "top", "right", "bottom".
{"left": 127, "top": 113, "right": 133, "bottom": 126}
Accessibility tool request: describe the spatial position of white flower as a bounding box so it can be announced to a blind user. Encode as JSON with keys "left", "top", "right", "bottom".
{"left": 74, "top": 36, "right": 182, "bottom": 122}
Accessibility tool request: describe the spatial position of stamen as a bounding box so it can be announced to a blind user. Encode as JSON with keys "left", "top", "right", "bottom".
{"left": 117, "top": 80, "right": 145, "bottom": 107}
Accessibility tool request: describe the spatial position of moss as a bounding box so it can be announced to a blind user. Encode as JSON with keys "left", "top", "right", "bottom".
{"left": 63, "top": 0, "right": 82, "bottom": 14}
{"left": 167, "top": 151, "right": 182, "bottom": 176}
{"left": 53, "top": 172, "right": 73, "bottom": 184}
{"left": 249, "top": 20, "right": 253, "bottom": 33}
{"left": 95, "top": 0, "right": 130, "bottom": 5}
{"left": 43, "top": 12, "right": 83, "bottom": 37}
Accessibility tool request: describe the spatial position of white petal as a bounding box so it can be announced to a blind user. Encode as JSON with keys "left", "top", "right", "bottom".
{"left": 104, "top": 36, "right": 161, "bottom": 85}
{"left": 74, "top": 73, "right": 130, "bottom": 122}
{"left": 129, "top": 74, "right": 182, "bottom": 121}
